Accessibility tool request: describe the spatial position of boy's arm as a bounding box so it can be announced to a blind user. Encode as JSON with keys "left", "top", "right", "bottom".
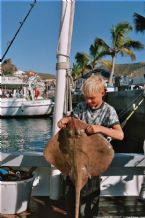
{"left": 101, "top": 124, "right": 124, "bottom": 140}
{"left": 86, "top": 123, "right": 124, "bottom": 141}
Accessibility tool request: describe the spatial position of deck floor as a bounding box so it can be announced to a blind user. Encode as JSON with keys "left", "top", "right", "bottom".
{"left": 1, "top": 196, "right": 145, "bottom": 218}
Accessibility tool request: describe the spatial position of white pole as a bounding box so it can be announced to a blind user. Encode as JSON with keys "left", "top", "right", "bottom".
{"left": 53, "top": 0, "right": 75, "bottom": 134}
{"left": 49, "top": 0, "right": 75, "bottom": 200}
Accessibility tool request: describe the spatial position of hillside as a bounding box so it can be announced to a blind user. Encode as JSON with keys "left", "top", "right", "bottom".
{"left": 37, "top": 62, "right": 145, "bottom": 80}
{"left": 36, "top": 72, "right": 56, "bottom": 80}
{"left": 25, "top": 71, "right": 56, "bottom": 80}
{"left": 2, "top": 58, "right": 144, "bottom": 80}
{"left": 114, "top": 62, "right": 145, "bottom": 77}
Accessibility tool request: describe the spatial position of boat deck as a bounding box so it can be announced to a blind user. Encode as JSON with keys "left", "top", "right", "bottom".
{"left": 1, "top": 196, "right": 145, "bottom": 218}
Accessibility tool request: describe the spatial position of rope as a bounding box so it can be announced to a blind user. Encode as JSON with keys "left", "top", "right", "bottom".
{"left": 63, "top": 70, "right": 74, "bottom": 115}
{"left": 56, "top": 62, "right": 70, "bottom": 70}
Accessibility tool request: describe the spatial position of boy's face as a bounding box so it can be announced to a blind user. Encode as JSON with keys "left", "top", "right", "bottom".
{"left": 84, "top": 92, "right": 103, "bottom": 108}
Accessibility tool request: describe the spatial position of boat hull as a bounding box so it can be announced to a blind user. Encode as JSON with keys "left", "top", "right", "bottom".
{"left": 0, "top": 98, "right": 53, "bottom": 117}
{"left": 106, "top": 89, "right": 145, "bottom": 153}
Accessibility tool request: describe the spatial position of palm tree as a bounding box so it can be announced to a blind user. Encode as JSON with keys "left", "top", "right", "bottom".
{"left": 71, "top": 63, "right": 82, "bottom": 80}
{"left": 94, "top": 22, "right": 144, "bottom": 84}
{"left": 89, "top": 38, "right": 111, "bottom": 70}
{"left": 72, "top": 42, "right": 112, "bottom": 79}
{"left": 134, "top": 13, "right": 145, "bottom": 33}
{"left": 72, "top": 52, "right": 90, "bottom": 77}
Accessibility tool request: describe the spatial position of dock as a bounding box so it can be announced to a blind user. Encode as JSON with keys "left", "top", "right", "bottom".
{"left": 1, "top": 151, "right": 145, "bottom": 217}
{"left": 1, "top": 195, "right": 145, "bottom": 217}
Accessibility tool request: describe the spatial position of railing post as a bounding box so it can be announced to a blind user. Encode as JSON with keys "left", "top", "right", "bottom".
{"left": 139, "top": 140, "right": 145, "bottom": 201}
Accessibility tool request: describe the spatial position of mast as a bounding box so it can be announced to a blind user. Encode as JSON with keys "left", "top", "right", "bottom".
{"left": 53, "top": 0, "right": 75, "bottom": 134}
{"left": 49, "top": 0, "right": 75, "bottom": 200}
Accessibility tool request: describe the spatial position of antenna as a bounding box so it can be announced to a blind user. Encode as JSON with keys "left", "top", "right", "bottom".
{"left": 1, "top": 0, "right": 37, "bottom": 62}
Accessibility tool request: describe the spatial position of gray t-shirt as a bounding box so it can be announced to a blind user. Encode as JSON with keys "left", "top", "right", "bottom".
{"left": 72, "top": 101, "right": 120, "bottom": 127}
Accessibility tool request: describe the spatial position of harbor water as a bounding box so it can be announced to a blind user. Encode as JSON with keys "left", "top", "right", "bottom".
{"left": 0, "top": 115, "right": 144, "bottom": 154}
{"left": 0, "top": 117, "right": 53, "bottom": 153}
{"left": 1, "top": 90, "right": 145, "bottom": 154}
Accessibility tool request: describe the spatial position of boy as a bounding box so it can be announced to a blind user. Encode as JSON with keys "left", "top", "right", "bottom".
{"left": 58, "top": 75, "right": 124, "bottom": 218}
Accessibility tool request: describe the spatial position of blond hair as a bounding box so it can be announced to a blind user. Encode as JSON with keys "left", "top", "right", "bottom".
{"left": 82, "top": 74, "right": 105, "bottom": 96}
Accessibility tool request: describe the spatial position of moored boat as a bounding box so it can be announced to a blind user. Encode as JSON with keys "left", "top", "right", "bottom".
{"left": 106, "top": 89, "right": 145, "bottom": 153}
{"left": 0, "top": 97, "right": 53, "bottom": 117}
{"left": 0, "top": 75, "right": 54, "bottom": 117}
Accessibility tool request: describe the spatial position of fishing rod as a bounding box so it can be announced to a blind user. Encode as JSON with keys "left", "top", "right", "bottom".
{"left": 121, "top": 97, "right": 144, "bottom": 128}
{"left": 1, "top": 0, "right": 37, "bottom": 62}
{"left": 118, "top": 92, "right": 143, "bottom": 119}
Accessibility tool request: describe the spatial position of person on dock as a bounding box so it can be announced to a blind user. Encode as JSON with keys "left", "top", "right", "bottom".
{"left": 58, "top": 74, "right": 124, "bottom": 218}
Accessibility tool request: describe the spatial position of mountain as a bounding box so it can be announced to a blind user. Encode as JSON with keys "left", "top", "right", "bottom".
{"left": 25, "top": 71, "right": 56, "bottom": 80}
{"left": 114, "top": 62, "right": 145, "bottom": 78}
{"left": 36, "top": 72, "right": 56, "bottom": 80}
{"left": 36, "top": 62, "right": 145, "bottom": 80}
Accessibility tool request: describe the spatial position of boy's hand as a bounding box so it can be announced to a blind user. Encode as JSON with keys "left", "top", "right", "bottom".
{"left": 85, "top": 124, "right": 100, "bottom": 135}
{"left": 57, "top": 117, "right": 70, "bottom": 128}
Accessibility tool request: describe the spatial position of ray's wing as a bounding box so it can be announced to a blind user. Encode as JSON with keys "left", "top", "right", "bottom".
{"left": 84, "top": 133, "right": 114, "bottom": 176}
{"left": 43, "top": 129, "right": 70, "bottom": 175}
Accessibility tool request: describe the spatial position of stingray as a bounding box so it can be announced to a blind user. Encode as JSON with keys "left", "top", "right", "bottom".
{"left": 44, "top": 117, "right": 114, "bottom": 218}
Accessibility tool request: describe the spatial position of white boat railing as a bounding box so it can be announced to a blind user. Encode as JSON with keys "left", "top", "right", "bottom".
{"left": 0, "top": 152, "right": 144, "bottom": 197}
{"left": 0, "top": 76, "right": 26, "bottom": 85}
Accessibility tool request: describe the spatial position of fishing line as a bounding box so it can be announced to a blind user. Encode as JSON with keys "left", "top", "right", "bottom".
{"left": 2, "top": 0, "right": 37, "bottom": 62}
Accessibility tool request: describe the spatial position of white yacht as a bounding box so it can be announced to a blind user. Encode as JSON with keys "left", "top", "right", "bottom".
{"left": 0, "top": 75, "right": 54, "bottom": 117}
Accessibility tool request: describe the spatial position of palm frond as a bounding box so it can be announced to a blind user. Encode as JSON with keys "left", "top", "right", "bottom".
{"left": 93, "top": 38, "right": 110, "bottom": 50}
{"left": 75, "top": 52, "right": 90, "bottom": 62}
{"left": 89, "top": 38, "right": 112, "bottom": 68}
{"left": 120, "top": 47, "right": 136, "bottom": 61}
{"left": 111, "top": 22, "right": 132, "bottom": 48}
{"left": 71, "top": 63, "right": 82, "bottom": 79}
{"left": 99, "top": 60, "right": 112, "bottom": 71}
{"left": 123, "top": 39, "right": 145, "bottom": 50}
{"left": 134, "top": 13, "right": 145, "bottom": 33}
{"left": 75, "top": 52, "right": 90, "bottom": 66}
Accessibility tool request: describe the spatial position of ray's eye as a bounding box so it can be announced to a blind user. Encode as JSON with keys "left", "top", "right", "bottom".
{"left": 76, "top": 129, "right": 81, "bottom": 136}
{"left": 67, "top": 129, "right": 74, "bottom": 136}
{"left": 76, "top": 129, "right": 85, "bottom": 136}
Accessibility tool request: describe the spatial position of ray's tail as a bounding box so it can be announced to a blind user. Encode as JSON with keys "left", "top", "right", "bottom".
{"left": 75, "top": 168, "right": 82, "bottom": 218}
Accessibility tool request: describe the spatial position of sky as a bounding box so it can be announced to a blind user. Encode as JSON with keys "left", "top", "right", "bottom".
{"left": 1, "top": 0, "right": 145, "bottom": 75}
